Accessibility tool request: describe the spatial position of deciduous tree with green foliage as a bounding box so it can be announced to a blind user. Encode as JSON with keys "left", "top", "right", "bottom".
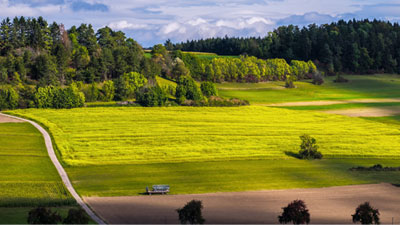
{"left": 176, "top": 76, "right": 203, "bottom": 104}
{"left": 115, "top": 72, "right": 147, "bottom": 100}
{"left": 0, "top": 87, "right": 19, "bottom": 110}
{"left": 63, "top": 208, "right": 89, "bottom": 224}
{"left": 27, "top": 207, "right": 62, "bottom": 224}
{"left": 200, "top": 82, "right": 218, "bottom": 97}
{"left": 352, "top": 202, "right": 380, "bottom": 225}
{"left": 298, "top": 134, "right": 322, "bottom": 159}
{"left": 136, "top": 85, "right": 167, "bottom": 107}
{"left": 278, "top": 200, "right": 310, "bottom": 224}
{"left": 101, "top": 80, "right": 115, "bottom": 101}
{"left": 176, "top": 200, "right": 205, "bottom": 225}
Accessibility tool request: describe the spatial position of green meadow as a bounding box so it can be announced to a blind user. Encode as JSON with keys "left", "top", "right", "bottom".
{"left": 0, "top": 123, "right": 74, "bottom": 207}
{"left": 0, "top": 122, "right": 77, "bottom": 223}
{"left": 218, "top": 74, "right": 400, "bottom": 104}
{"left": 8, "top": 103, "right": 400, "bottom": 197}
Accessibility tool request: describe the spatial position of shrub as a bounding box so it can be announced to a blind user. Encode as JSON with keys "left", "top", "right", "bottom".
{"left": 312, "top": 72, "right": 324, "bottom": 85}
{"left": 34, "top": 86, "right": 55, "bottom": 108}
{"left": 136, "top": 85, "right": 167, "bottom": 107}
{"left": 34, "top": 84, "right": 85, "bottom": 109}
{"left": 63, "top": 208, "right": 89, "bottom": 224}
{"left": 101, "top": 80, "right": 115, "bottom": 102}
{"left": 285, "top": 75, "right": 295, "bottom": 88}
{"left": 278, "top": 200, "right": 310, "bottom": 224}
{"left": 0, "top": 87, "right": 19, "bottom": 110}
{"left": 352, "top": 202, "right": 380, "bottom": 224}
{"left": 298, "top": 134, "right": 323, "bottom": 159}
{"left": 83, "top": 83, "right": 100, "bottom": 102}
{"left": 176, "top": 200, "right": 205, "bottom": 224}
{"left": 176, "top": 76, "right": 203, "bottom": 102}
{"left": 207, "top": 96, "right": 249, "bottom": 107}
{"left": 18, "top": 85, "right": 36, "bottom": 108}
{"left": 334, "top": 74, "right": 349, "bottom": 83}
{"left": 27, "top": 207, "right": 62, "bottom": 224}
{"left": 52, "top": 83, "right": 85, "bottom": 109}
{"left": 200, "top": 82, "right": 218, "bottom": 97}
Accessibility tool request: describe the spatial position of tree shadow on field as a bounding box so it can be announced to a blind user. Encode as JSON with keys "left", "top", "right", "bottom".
{"left": 284, "top": 151, "right": 301, "bottom": 159}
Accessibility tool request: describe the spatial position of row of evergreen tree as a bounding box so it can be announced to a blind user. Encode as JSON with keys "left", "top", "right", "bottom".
{"left": 175, "top": 19, "right": 400, "bottom": 74}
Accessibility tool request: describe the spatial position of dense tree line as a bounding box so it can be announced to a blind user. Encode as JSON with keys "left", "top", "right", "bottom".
{"left": 176, "top": 19, "right": 400, "bottom": 74}
{"left": 157, "top": 47, "right": 316, "bottom": 83}
{"left": 0, "top": 16, "right": 314, "bottom": 109}
{"left": 0, "top": 16, "right": 152, "bottom": 86}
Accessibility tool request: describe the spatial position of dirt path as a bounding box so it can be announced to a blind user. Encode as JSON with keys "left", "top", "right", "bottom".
{"left": 85, "top": 183, "right": 400, "bottom": 224}
{"left": 0, "top": 114, "right": 23, "bottom": 123}
{"left": 323, "top": 106, "right": 400, "bottom": 117}
{"left": 0, "top": 113, "right": 106, "bottom": 224}
{"left": 266, "top": 98, "right": 400, "bottom": 107}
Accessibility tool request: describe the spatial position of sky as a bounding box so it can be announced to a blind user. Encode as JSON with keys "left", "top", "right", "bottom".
{"left": 1, "top": 0, "right": 400, "bottom": 47}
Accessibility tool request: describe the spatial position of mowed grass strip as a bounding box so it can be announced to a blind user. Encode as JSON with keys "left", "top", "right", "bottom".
{"left": 9, "top": 106, "right": 400, "bottom": 167}
{"left": 0, "top": 123, "right": 74, "bottom": 207}
{"left": 218, "top": 74, "right": 400, "bottom": 104}
{"left": 68, "top": 158, "right": 400, "bottom": 196}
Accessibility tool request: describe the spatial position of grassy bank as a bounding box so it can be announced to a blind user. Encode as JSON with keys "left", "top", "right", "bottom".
{"left": 218, "top": 74, "right": 400, "bottom": 104}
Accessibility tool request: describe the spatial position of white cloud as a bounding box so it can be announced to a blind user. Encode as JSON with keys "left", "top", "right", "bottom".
{"left": 187, "top": 18, "right": 207, "bottom": 26}
{"left": 108, "top": 20, "right": 148, "bottom": 30}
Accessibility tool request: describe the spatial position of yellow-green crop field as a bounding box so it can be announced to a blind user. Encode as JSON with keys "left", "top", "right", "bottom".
{"left": 7, "top": 106, "right": 400, "bottom": 196}
{"left": 9, "top": 106, "right": 400, "bottom": 166}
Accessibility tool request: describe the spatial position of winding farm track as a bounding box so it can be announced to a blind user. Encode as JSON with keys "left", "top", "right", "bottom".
{"left": 0, "top": 113, "right": 106, "bottom": 224}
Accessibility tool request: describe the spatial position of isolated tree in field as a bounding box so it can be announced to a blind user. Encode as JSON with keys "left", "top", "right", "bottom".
{"left": 176, "top": 200, "right": 205, "bottom": 224}
{"left": 27, "top": 207, "right": 62, "bottom": 224}
{"left": 63, "top": 208, "right": 89, "bottom": 224}
{"left": 352, "top": 202, "right": 380, "bottom": 224}
{"left": 278, "top": 200, "right": 310, "bottom": 224}
{"left": 299, "top": 134, "right": 322, "bottom": 159}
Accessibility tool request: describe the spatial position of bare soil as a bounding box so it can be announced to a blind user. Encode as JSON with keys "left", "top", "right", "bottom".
{"left": 0, "top": 114, "right": 22, "bottom": 123}
{"left": 324, "top": 106, "right": 400, "bottom": 117}
{"left": 85, "top": 183, "right": 400, "bottom": 224}
{"left": 267, "top": 98, "right": 400, "bottom": 107}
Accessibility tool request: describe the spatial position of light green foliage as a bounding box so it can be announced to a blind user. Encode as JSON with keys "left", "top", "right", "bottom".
{"left": 83, "top": 83, "right": 99, "bottom": 102}
{"left": 156, "top": 76, "right": 176, "bottom": 97}
{"left": 10, "top": 106, "right": 400, "bottom": 166}
{"left": 34, "top": 86, "right": 55, "bottom": 108}
{"left": 0, "top": 123, "right": 74, "bottom": 207}
{"left": 115, "top": 72, "right": 147, "bottom": 100}
{"left": 34, "top": 84, "right": 85, "bottom": 109}
{"left": 0, "top": 87, "right": 19, "bottom": 110}
{"left": 290, "top": 60, "right": 311, "bottom": 80}
{"left": 101, "top": 80, "right": 115, "bottom": 101}
{"left": 72, "top": 46, "right": 90, "bottom": 69}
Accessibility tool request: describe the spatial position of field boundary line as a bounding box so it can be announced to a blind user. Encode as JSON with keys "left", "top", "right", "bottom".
{"left": 0, "top": 113, "right": 106, "bottom": 224}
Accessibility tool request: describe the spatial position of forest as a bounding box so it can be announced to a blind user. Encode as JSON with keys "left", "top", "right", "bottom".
{"left": 176, "top": 19, "right": 400, "bottom": 74}
{"left": 1, "top": 16, "right": 378, "bottom": 110}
